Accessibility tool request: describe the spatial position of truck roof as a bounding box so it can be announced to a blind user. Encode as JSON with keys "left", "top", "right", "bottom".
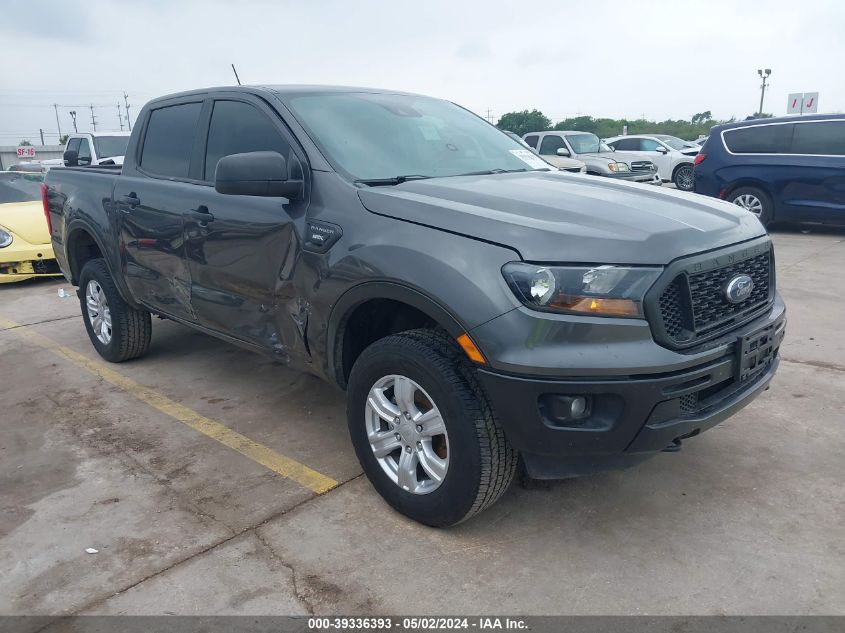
{"left": 145, "top": 84, "right": 425, "bottom": 108}
{"left": 68, "top": 131, "right": 131, "bottom": 137}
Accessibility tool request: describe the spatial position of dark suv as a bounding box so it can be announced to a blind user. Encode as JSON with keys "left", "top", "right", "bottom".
{"left": 45, "top": 86, "right": 785, "bottom": 526}
{"left": 694, "top": 114, "right": 845, "bottom": 227}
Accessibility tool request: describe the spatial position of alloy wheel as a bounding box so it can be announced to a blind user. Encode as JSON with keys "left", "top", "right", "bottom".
{"left": 733, "top": 194, "right": 763, "bottom": 216}
{"left": 85, "top": 280, "right": 112, "bottom": 345}
{"left": 365, "top": 374, "right": 449, "bottom": 494}
{"left": 676, "top": 166, "right": 694, "bottom": 191}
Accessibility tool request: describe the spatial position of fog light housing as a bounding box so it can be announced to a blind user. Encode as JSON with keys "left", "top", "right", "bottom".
{"left": 539, "top": 394, "right": 592, "bottom": 426}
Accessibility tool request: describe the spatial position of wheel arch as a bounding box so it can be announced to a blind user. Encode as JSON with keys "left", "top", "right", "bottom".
{"left": 65, "top": 220, "right": 135, "bottom": 305}
{"left": 327, "top": 282, "right": 468, "bottom": 389}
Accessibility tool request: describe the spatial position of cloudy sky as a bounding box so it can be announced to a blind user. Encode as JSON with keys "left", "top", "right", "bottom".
{"left": 1, "top": 0, "right": 842, "bottom": 145}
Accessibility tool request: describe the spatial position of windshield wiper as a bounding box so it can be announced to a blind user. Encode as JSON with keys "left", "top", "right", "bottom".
{"left": 354, "top": 175, "right": 431, "bottom": 187}
{"left": 453, "top": 167, "right": 550, "bottom": 177}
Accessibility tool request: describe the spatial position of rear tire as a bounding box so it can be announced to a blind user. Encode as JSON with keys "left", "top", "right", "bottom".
{"left": 346, "top": 329, "right": 517, "bottom": 527}
{"left": 727, "top": 186, "right": 773, "bottom": 227}
{"left": 672, "top": 163, "right": 695, "bottom": 191}
{"left": 78, "top": 258, "right": 152, "bottom": 362}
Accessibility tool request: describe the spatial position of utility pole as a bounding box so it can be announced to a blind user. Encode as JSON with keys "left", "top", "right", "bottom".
{"left": 123, "top": 92, "right": 132, "bottom": 131}
{"left": 485, "top": 108, "right": 493, "bottom": 124}
{"left": 89, "top": 104, "right": 97, "bottom": 132}
{"left": 40, "top": 129, "right": 45, "bottom": 145}
{"left": 117, "top": 103, "right": 124, "bottom": 131}
{"left": 757, "top": 68, "right": 772, "bottom": 116}
{"left": 54, "top": 104, "right": 62, "bottom": 138}
{"left": 70, "top": 110, "right": 78, "bottom": 133}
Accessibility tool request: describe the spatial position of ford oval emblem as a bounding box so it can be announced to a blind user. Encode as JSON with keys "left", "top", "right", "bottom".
{"left": 725, "top": 274, "right": 754, "bottom": 304}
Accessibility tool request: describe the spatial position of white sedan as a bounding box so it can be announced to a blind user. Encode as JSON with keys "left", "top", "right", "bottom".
{"left": 604, "top": 134, "right": 697, "bottom": 191}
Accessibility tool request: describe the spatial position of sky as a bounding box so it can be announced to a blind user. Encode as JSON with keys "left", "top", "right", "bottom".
{"left": 1, "top": 0, "right": 843, "bottom": 145}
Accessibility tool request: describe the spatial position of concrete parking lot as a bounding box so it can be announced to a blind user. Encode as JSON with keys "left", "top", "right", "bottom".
{"left": 1, "top": 227, "right": 843, "bottom": 617}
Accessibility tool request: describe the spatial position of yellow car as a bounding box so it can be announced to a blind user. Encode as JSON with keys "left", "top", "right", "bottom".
{"left": 0, "top": 171, "right": 63, "bottom": 283}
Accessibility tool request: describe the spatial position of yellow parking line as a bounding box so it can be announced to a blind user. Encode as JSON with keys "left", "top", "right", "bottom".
{"left": 0, "top": 317, "right": 339, "bottom": 494}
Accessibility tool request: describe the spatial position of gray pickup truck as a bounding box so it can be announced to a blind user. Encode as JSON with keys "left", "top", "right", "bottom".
{"left": 44, "top": 85, "right": 785, "bottom": 526}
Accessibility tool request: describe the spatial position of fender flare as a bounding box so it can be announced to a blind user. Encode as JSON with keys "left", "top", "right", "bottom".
{"left": 65, "top": 218, "right": 136, "bottom": 306}
{"left": 326, "top": 281, "right": 467, "bottom": 386}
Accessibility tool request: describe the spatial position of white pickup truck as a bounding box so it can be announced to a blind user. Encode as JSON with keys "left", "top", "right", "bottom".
{"left": 63, "top": 132, "right": 131, "bottom": 167}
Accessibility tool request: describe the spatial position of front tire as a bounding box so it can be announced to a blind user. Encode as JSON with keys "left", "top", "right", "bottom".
{"left": 78, "top": 258, "right": 152, "bottom": 362}
{"left": 346, "top": 330, "right": 517, "bottom": 527}
{"left": 673, "top": 163, "right": 695, "bottom": 191}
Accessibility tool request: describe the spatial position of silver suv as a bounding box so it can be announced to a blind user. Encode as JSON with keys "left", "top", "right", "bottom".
{"left": 523, "top": 131, "right": 660, "bottom": 185}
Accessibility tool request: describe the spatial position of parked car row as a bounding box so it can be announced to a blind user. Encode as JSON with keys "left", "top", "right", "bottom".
{"left": 522, "top": 131, "right": 661, "bottom": 185}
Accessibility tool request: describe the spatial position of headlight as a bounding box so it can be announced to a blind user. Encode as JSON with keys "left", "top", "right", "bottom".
{"left": 502, "top": 263, "right": 662, "bottom": 318}
{"left": 608, "top": 162, "right": 629, "bottom": 172}
{"left": 0, "top": 228, "right": 12, "bottom": 248}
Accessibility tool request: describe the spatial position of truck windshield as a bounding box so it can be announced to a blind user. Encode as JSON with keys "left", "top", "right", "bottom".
{"left": 563, "top": 133, "right": 608, "bottom": 154}
{"left": 93, "top": 135, "right": 130, "bottom": 159}
{"left": 0, "top": 172, "right": 43, "bottom": 204}
{"left": 287, "top": 93, "right": 550, "bottom": 181}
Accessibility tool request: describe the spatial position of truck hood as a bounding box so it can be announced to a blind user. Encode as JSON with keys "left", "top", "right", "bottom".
{"left": 357, "top": 171, "right": 766, "bottom": 264}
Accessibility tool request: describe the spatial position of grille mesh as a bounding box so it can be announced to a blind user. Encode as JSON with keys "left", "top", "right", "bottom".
{"left": 679, "top": 393, "right": 698, "bottom": 415}
{"left": 658, "top": 250, "right": 772, "bottom": 345}
{"left": 688, "top": 251, "right": 771, "bottom": 333}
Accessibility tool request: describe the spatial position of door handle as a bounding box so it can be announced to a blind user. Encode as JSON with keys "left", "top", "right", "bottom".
{"left": 187, "top": 206, "right": 214, "bottom": 223}
{"left": 119, "top": 193, "right": 140, "bottom": 209}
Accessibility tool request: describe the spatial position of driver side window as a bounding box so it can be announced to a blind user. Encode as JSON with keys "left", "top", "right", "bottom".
{"left": 204, "top": 100, "right": 292, "bottom": 181}
{"left": 77, "top": 138, "right": 92, "bottom": 165}
{"left": 639, "top": 139, "right": 661, "bottom": 152}
{"left": 538, "top": 135, "right": 567, "bottom": 156}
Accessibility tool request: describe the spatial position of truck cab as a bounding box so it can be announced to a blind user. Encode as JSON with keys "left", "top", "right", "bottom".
{"left": 63, "top": 132, "right": 131, "bottom": 167}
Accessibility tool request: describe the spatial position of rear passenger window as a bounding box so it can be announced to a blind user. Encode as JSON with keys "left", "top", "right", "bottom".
{"left": 790, "top": 121, "right": 845, "bottom": 155}
{"left": 204, "top": 100, "right": 291, "bottom": 180}
{"left": 611, "top": 138, "right": 637, "bottom": 151}
{"left": 723, "top": 124, "right": 792, "bottom": 154}
{"left": 523, "top": 135, "right": 539, "bottom": 149}
{"left": 140, "top": 103, "right": 202, "bottom": 178}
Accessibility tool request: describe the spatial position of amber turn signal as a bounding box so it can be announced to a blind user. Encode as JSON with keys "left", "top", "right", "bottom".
{"left": 549, "top": 295, "right": 642, "bottom": 317}
{"left": 456, "top": 333, "right": 486, "bottom": 364}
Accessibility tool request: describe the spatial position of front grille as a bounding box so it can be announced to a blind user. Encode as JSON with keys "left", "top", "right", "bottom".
{"left": 564, "top": 167, "right": 583, "bottom": 173}
{"left": 656, "top": 249, "right": 773, "bottom": 347}
{"left": 630, "top": 160, "right": 655, "bottom": 172}
{"left": 33, "top": 259, "right": 61, "bottom": 274}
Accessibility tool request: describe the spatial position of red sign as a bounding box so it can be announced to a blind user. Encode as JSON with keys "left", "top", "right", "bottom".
{"left": 17, "top": 146, "right": 36, "bottom": 158}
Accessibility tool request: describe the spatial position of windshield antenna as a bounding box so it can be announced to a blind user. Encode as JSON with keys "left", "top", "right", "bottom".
{"left": 231, "top": 64, "right": 242, "bottom": 86}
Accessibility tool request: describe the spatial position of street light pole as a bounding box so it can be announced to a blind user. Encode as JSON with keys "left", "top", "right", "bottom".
{"left": 757, "top": 68, "right": 772, "bottom": 116}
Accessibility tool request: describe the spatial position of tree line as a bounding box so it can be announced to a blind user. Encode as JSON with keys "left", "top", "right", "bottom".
{"left": 495, "top": 109, "right": 761, "bottom": 140}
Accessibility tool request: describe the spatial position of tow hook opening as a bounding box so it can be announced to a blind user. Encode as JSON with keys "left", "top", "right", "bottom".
{"left": 663, "top": 428, "right": 701, "bottom": 452}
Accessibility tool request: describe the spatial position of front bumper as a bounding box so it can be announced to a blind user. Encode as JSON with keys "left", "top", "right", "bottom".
{"left": 474, "top": 303, "right": 786, "bottom": 479}
{"left": 603, "top": 170, "right": 658, "bottom": 183}
{"left": 0, "top": 242, "right": 62, "bottom": 284}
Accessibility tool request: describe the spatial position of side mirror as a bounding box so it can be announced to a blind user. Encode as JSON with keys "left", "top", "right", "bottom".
{"left": 655, "top": 146, "right": 669, "bottom": 154}
{"left": 556, "top": 147, "right": 571, "bottom": 157}
{"left": 63, "top": 150, "right": 78, "bottom": 167}
{"left": 214, "top": 151, "right": 302, "bottom": 198}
